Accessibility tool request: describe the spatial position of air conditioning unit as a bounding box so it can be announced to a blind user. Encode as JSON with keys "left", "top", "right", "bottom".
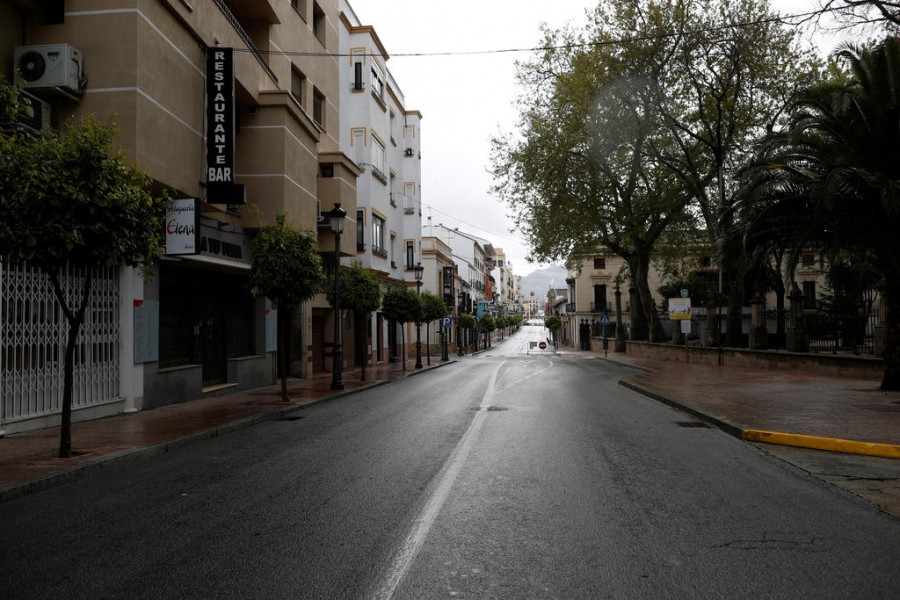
{"left": 404, "top": 148, "right": 414, "bottom": 156}
{"left": 316, "top": 200, "right": 328, "bottom": 227}
{"left": 14, "top": 44, "right": 84, "bottom": 94}
{"left": 1, "top": 89, "right": 51, "bottom": 134}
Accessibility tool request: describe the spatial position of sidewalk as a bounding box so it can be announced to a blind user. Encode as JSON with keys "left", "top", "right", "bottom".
{"left": 601, "top": 352, "right": 900, "bottom": 449}
{"left": 0, "top": 357, "right": 453, "bottom": 503}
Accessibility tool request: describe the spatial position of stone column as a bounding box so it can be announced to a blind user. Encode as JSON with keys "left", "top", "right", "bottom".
{"left": 786, "top": 282, "right": 808, "bottom": 352}
{"left": 748, "top": 293, "right": 768, "bottom": 350}
{"left": 704, "top": 302, "right": 718, "bottom": 347}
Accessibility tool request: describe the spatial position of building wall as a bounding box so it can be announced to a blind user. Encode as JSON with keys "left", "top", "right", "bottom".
{"left": 1, "top": 0, "right": 363, "bottom": 425}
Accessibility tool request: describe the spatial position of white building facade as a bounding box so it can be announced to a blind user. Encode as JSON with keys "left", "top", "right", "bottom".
{"left": 339, "top": 2, "right": 423, "bottom": 363}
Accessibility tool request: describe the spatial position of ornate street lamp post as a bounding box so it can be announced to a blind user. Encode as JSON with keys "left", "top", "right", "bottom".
{"left": 329, "top": 204, "right": 346, "bottom": 390}
{"left": 414, "top": 262, "right": 424, "bottom": 369}
{"left": 457, "top": 291, "right": 465, "bottom": 356}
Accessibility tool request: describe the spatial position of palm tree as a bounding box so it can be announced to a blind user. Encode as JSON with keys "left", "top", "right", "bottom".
{"left": 738, "top": 38, "right": 900, "bottom": 389}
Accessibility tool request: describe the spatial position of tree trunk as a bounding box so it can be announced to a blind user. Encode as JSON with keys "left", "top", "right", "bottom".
{"left": 632, "top": 254, "right": 666, "bottom": 342}
{"left": 356, "top": 311, "right": 367, "bottom": 382}
{"left": 881, "top": 273, "right": 900, "bottom": 390}
{"left": 279, "top": 306, "right": 290, "bottom": 402}
{"left": 49, "top": 268, "right": 92, "bottom": 459}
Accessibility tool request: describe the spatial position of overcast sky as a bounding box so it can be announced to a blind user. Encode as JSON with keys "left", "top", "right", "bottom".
{"left": 349, "top": 0, "right": 834, "bottom": 277}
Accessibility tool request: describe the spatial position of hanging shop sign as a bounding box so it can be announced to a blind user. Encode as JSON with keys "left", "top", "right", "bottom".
{"left": 165, "top": 198, "right": 199, "bottom": 255}
{"left": 206, "top": 47, "right": 245, "bottom": 204}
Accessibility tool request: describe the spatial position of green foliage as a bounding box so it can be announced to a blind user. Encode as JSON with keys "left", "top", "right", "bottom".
{"left": 420, "top": 290, "right": 448, "bottom": 323}
{"left": 381, "top": 285, "right": 421, "bottom": 324}
{"left": 249, "top": 214, "right": 324, "bottom": 309}
{"left": 479, "top": 314, "right": 496, "bottom": 332}
{"left": 458, "top": 313, "right": 475, "bottom": 330}
{"left": 0, "top": 114, "right": 169, "bottom": 277}
{"left": 544, "top": 315, "right": 562, "bottom": 331}
{"left": 329, "top": 260, "right": 381, "bottom": 314}
{"left": 737, "top": 38, "right": 900, "bottom": 388}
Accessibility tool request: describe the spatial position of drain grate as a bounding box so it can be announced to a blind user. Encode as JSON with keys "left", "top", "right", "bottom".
{"left": 674, "top": 421, "right": 711, "bottom": 428}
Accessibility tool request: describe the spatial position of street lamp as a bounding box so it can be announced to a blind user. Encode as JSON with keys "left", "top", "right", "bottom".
{"left": 457, "top": 290, "right": 465, "bottom": 356}
{"left": 329, "top": 203, "right": 346, "bottom": 390}
{"left": 414, "top": 262, "right": 424, "bottom": 369}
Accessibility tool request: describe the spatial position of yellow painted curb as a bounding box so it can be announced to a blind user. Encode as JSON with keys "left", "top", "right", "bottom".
{"left": 743, "top": 430, "right": 900, "bottom": 460}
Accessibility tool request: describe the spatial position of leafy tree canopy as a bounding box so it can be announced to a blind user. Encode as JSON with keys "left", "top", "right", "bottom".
{"left": 249, "top": 214, "right": 324, "bottom": 309}
{"left": 381, "top": 285, "right": 421, "bottom": 324}
{"left": 328, "top": 260, "right": 382, "bottom": 314}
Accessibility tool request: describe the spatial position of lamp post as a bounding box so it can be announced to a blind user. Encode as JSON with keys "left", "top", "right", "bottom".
{"left": 414, "top": 262, "right": 423, "bottom": 369}
{"left": 329, "top": 204, "right": 346, "bottom": 390}
{"left": 457, "top": 291, "right": 464, "bottom": 356}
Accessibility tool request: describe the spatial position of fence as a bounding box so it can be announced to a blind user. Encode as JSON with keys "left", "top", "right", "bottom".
{"left": 1, "top": 262, "right": 120, "bottom": 425}
{"left": 656, "top": 309, "right": 881, "bottom": 356}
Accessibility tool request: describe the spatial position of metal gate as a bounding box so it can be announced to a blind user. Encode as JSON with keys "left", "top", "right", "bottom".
{"left": 1, "top": 262, "right": 120, "bottom": 424}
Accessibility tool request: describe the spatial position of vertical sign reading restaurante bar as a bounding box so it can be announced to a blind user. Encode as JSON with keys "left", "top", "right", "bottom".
{"left": 207, "top": 47, "right": 235, "bottom": 188}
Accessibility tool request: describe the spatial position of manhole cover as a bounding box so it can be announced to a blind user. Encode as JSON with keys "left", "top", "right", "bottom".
{"left": 486, "top": 406, "right": 508, "bottom": 412}
{"left": 674, "top": 421, "right": 710, "bottom": 428}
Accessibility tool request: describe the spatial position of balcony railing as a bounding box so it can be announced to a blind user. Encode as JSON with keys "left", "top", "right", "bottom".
{"left": 213, "top": 0, "right": 278, "bottom": 84}
{"left": 590, "top": 301, "right": 612, "bottom": 312}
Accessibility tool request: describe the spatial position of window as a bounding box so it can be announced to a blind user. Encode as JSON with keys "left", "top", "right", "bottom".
{"left": 373, "top": 215, "right": 386, "bottom": 256}
{"left": 312, "top": 2, "right": 325, "bottom": 43}
{"left": 390, "top": 234, "right": 397, "bottom": 267}
{"left": 406, "top": 240, "right": 415, "bottom": 269}
{"left": 371, "top": 62, "right": 385, "bottom": 102}
{"left": 803, "top": 281, "right": 816, "bottom": 309}
{"left": 593, "top": 285, "right": 607, "bottom": 312}
{"left": 351, "top": 128, "right": 365, "bottom": 164}
{"left": 313, "top": 88, "right": 325, "bottom": 127}
{"left": 390, "top": 111, "right": 397, "bottom": 143}
{"left": 291, "top": 68, "right": 305, "bottom": 107}
{"left": 350, "top": 48, "right": 365, "bottom": 91}
{"left": 802, "top": 253, "right": 816, "bottom": 268}
{"left": 356, "top": 210, "right": 365, "bottom": 251}
{"left": 403, "top": 182, "right": 416, "bottom": 214}
{"left": 371, "top": 136, "right": 386, "bottom": 175}
{"left": 593, "top": 256, "right": 606, "bottom": 270}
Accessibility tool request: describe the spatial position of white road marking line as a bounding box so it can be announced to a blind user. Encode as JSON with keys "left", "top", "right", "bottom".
{"left": 372, "top": 360, "right": 506, "bottom": 599}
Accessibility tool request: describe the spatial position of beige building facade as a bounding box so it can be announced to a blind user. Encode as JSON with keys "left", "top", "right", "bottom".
{"left": 1, "top": 0, "right": 363, "bottom": 432}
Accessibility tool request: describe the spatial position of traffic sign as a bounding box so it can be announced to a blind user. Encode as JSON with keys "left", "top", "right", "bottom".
{"left": 600, "top": 314, "right": 610, "bottom": 325}
{"left": 441, "top": 316, "right": 452, "bottom": 328}
{"left": 539, "top": 341, "right": 547, "bottom": 349}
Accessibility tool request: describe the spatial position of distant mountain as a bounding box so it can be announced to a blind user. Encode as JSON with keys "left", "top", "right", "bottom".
{"left": 518, "top": 265, "right": 567, "bottom": 300}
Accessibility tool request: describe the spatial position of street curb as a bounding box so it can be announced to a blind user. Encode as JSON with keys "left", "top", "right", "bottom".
{"left": 618, "top": 377, "right": 900, "bottom": 460}
{"left": 743, "top": 430, "right": 900, "bottom": 460}
{"left": 0, "top": 362, "right": 458, "bottom": 504}
{"left": 617, "top": 379, "right": 745, "bottom": 438}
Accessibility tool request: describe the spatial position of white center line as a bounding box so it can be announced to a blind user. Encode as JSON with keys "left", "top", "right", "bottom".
{"left": 371, "top": 360, "right": 506, "bottom": 599}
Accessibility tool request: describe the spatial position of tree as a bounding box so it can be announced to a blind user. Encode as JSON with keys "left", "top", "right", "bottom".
{"left": 492, "top": 6, "right": 692, "bottom": 341}
{"left": 458, "top": 313, "right": 476, "bottom": 352}
{"left": 479, "top": 314, "right": 496, "bottom": 347}
{"left": 381, "top": 285, "right": 422, "bottom": 371}
{"left": 327, "top": 261, "right": 381, "bottom": 381}
{"left": 249, "top": 214, "right": 324, "bottom": 401}
{"left": 0, "top": 106, "right": 170, "bottom": 457}
{"left": 544, "top": 315, "right": 563, "bottom": 348}
{"left": 737, "top": 38, "right": 900, "bottom": 389}
{"left": 420, "top": 290, "right": 449, "bottom": 363}
{"left": 643, "top": 0, "right": 822, "bottom": 345}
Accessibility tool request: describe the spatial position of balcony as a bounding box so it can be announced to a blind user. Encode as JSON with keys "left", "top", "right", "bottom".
{"left": 590, "top": 301, "right": 612, "bottom": 313}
